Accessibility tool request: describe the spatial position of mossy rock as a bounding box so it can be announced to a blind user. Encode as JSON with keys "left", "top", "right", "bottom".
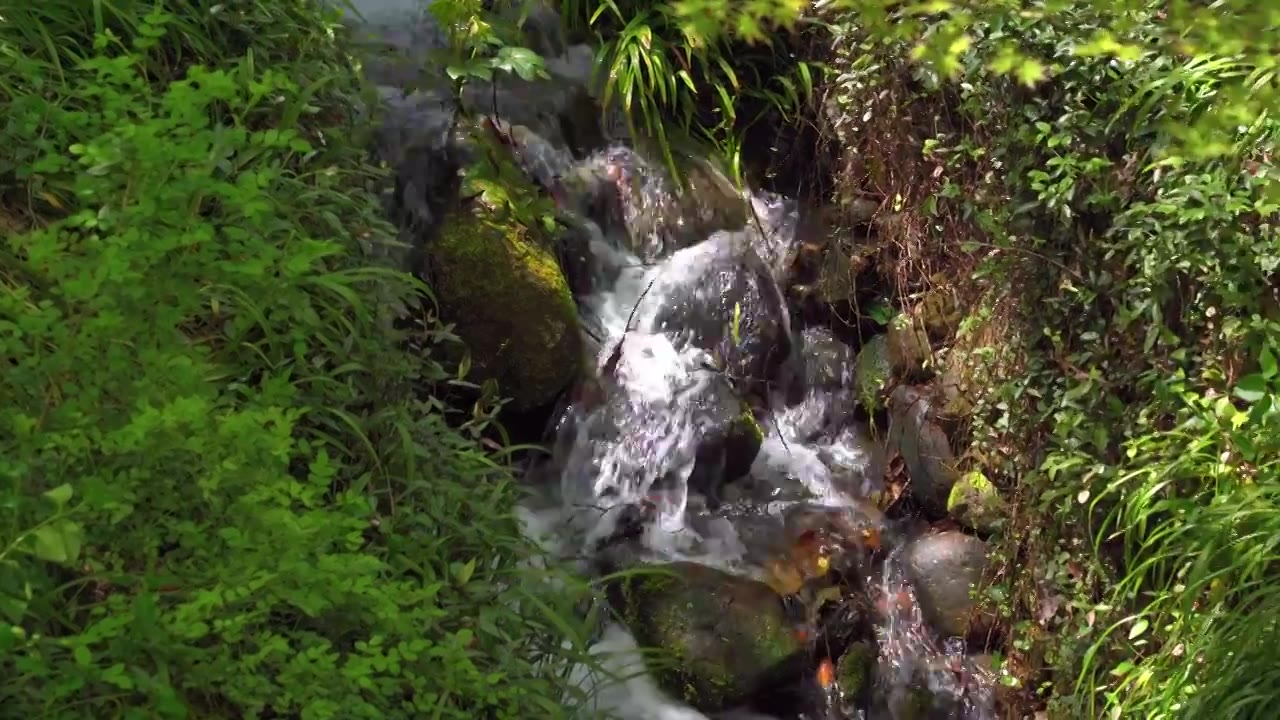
{"left": 947, "top": 470, "right": 1007, "bottom": 534}
{"left": 608, "top": 562, "right": 806, "bottom": 712}
{"left": 429, "top": 204, "right": 581, "bottom": 411}
{"left": 886, "top": 313, "right": 930, "bottom": 374}
{"left": 835, "top": 639, "right": 877, "bottom": 704}
{"left": 854, "top": 334, "right": 892, "bottom": 411}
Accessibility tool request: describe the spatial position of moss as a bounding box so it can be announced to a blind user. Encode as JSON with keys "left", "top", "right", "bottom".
{"left": 836, "top": 640, "right": 876, "bottom": 700}
{"left": 738, "top": 408, "right": 765, "bottom": 445}
{"left": 613, "top": 564, "right": 804, "bottom": 711}
{"left": 430, "top": 204, "right": 581, "bottom": 410}
{"left": 947, "top": 470, "right": 1006, "bottom": 533}
{"left": 854, "top": 334, "right": 892, "bottom": 411}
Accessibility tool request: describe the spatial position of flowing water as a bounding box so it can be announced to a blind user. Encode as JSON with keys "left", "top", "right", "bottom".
{"left": 516, "top": 144, "right": 995, "bottom": 720}
{"left": 343, "top": 1, "right": 998, "bottom": 717}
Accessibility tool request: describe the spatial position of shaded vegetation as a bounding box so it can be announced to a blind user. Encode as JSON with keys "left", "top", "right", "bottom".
{"left": 0, "top": 1, "right": 592, "bottom": 717}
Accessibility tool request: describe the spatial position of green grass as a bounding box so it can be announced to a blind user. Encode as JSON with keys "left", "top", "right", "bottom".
{"left": 0, "top": 1, "right": 595, "bottom": 717}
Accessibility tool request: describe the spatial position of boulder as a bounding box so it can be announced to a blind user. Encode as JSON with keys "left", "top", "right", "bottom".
{"left": 685, "top": 375, "right": 765, "bottom": 507}
{"left": 564, "top": 340, "right": 762, "bottom": 511}
{"left": 799, "top": 327, "right": 858, "bottom": 391}
{"left": 834, "top": 639, "right": 878, "bottom": 714}
{"left": 886, "top": 385, "right": 958, "bottom": 514}
{"left": 562, "top": 147, "right": 749, "bottom": 261}
{"left": 903, "top": 531, "right": 995, "bottom": 641}
{"left": 426, "top": 203, "right": 581, "bottom": 410}
{"left": 853, "top": 334, "right": 892, "bottom": 412}
{"left": 777, "top": 327, "right": 860, "bottom": 439}
{"left": 885, "top": 313, "right": 931, "bottom": 375}
{"left": 606, "top": 562, "right": 809, "bottom": 711}
{"left": 489, "top": 0, "right": 567, "bottom": 57}
{"left": 641, "top": 233, "right": 795, "bottom": 402}
{"left": 764, "top": 500, "right": 888, "bottom": 597}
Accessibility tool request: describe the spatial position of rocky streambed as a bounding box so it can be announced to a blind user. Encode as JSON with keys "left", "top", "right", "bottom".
{"left": 343, "top": 1, "right": 1009, "bottom": 718}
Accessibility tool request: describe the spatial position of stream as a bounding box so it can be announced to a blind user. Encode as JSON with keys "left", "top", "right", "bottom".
{"left": 343, "top": 1, "right": 1000, "bottom": 718}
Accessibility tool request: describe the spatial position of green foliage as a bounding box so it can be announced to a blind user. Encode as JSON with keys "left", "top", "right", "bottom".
{"left": 800, "top": 2, "right": 1280, "bottom": 718}
{"left": 559, "top": 0, "right": 815, "bottom": 183}
{"left": 675, "top": 0, "right": 1280, "bottom": 163}
{"left": 0, "top": 1, "right": 592, "bottom": 717}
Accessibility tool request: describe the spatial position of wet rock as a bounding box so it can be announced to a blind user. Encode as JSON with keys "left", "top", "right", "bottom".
{"left": 426, "top": 203, "right": 581, "bottom": 410}
{"left": 881, "top": 655, "right": 996, "bottom": 720}
{"left": 784, "top": 327, "right": 860, "bottom": 437}
{"left": 606, "top": 562, "right": 809, "bottom": 712}
{"left": 743, "top": 192, "right": 806, "bottom": 287}
{"left": 886, "top": 385, "right": 958, "bottom": 514}
{"left": 569, "top": 344, "right": 762, "bottom": 512}
{"left": 374, "top": 87, "right": 462, "bottom": 250}
{"left": 903, "top": 531, "right": 994, "bottom": 640}
{"left": 345, "top": 7, "right": 450, "bottom": 90}
{"left": 562, "top": 147, "right": 749, "bottom": 261}
{"left": 643, "top": 233, "right": 795, "bottom": 402}
{"left": 800, "top": 327, "right": 858, "bottom": 391}
{"left": 489, "top": 0, "right": 567, "bottom": 57}
{"left": 762, "top": 501, "right": 887, "bottom": 602}
{"left": 818, "top": 424, "right": 887, "bottom": 499}
{"left": 834, "top": 639, "right": 878, "bottom": 713}
{"left": 947, "top": 471, "right": 1006, "bottom": 535}
{"left": 781, "top": 501, "right": 888, "bottom": 560}
{"left": 741, "top": 593, "right": 879, "bottom": 720}
{"left": 687, "top": 378, "right": 765, "bottom": 507}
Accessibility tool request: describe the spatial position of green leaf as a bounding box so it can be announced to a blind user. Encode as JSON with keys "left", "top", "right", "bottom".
{"left": 1261, "top": 346, "right": 1277, "bottom": 379}
{"left": 43, "top": 483, "right": 73, "bottom": 508}
{"left": 73, "top": 644, "right": 92, "bottom": 666}
{"left": 1233, "top": 373, "right": 1268, "bottom": 403}
{"left": 452, "top": 558, "right": 477, "bottom": 586}
{"left": 1128, "top": 618, "right": 1149, "bottom": 640}
{"left": 1015, "top": 59, "right": 1046, "bottom": 87}
{"left": 102, "top": 663, "right": 135, "bottom": 690}
{"left": 493, "top": 46, "right": 547, "bottom": 81}
{"left": 32, "top": 520, "right": 84, "bottom": 565}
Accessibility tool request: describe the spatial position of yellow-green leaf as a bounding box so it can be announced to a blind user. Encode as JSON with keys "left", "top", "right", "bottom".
{"left": 32, "top": 520, "right": 84, "bottom": 565}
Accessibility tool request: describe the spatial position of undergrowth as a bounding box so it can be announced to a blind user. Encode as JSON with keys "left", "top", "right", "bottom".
{"left": 0, "top": 1, "right": 593, "bottom": 717}
{"left": 815, "top": 3, "right": 1280, "bottom": 719}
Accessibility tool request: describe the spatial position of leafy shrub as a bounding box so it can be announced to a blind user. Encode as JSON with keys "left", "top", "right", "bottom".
{"left": 0, "top": 2, "right": 589, "bottom": 718}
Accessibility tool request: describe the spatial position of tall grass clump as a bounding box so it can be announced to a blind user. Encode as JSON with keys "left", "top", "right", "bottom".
{"left": 556, "top": 0, "right": 815, "bottom": 183}
{"left": 0, "top": 1, "right": 592, "bottom": 717}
